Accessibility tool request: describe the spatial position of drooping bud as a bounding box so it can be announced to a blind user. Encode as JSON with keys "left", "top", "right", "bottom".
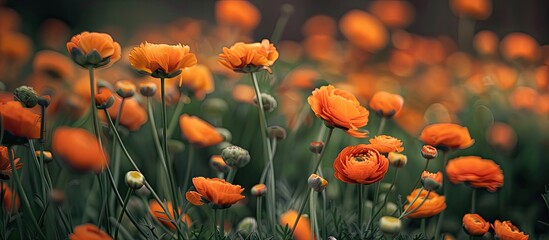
{"left": 13, "top": 86, "right": 39, "bottom": 108}
{"left": 210, "top": 155, "right": 231, "bottom": 173}
{"left": 125, "top": 171, "right": 145, "bottom": 189}
{"left": 421, "top": 145, "right": 438, "bottom": 159}
{"left": 253, "top": 93, "right": 277, "bottom": 112}
{"left": 388, "top": 152, "right": 407, "bottom": 168}
{"left": 221, "top": 145, "right": 251, "bottom": 168}
{"left": 139, "top": 82, "right": 157, "bottom": 97}
{"left": 379, "top": 216, "right": 402, "bottom": 236}
{"left": 309, "top": 141, "right": 324, "bottom": 154}
{"left": 251, "top": 184, "right": 267, "bottom": 197}
{"left": 35, "top": 151, "right": 53, "bottom": 163}
{"left": 308, "top": 174, "right": 328, "bottom": 192}
{"left": 421, "top": 171, "right": 443, "bottom": 191}
{"left": 115, "top": 80, "right": 136, "bottom": 98}
{"left": 236, "top": 217, "right": 257, "bottom": 236}
{"left": 267, "top": 126, "right": 287, "bottom": 141}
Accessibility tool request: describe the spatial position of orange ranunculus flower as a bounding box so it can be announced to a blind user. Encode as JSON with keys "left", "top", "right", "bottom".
{"left": 0, "top": 146, "right": 23, "bottom": 179}
{"left": 179, "top": 64, "right": 214, "bottom": 100}
{"left": 218, "top": 39, "right": 279, "bottom": 73}
{"left": 368, "top": 135, "right": 404, "bottom": 153}
{"left": 473, "top": 30, "right": 498, "bottom": 56}
{"left": 215, "top": 0, "right": 260, "bottom": 32}
{"left": 186, "top": 177, "right": 245, "bottom": 209}
{"left": 369, "top": 91, "right": 404, "bottom": 118}
{"left": 0, "top": 101, "right": 41, "bottom": 141}
{"left": 419, "top": 123, "right": 474, "bottom": 150}
{"left": 462, "top": 213, "right": 490, "bottom": 236}
{"left": 69, "top": 224, "right": 112, "bottom": 240}
{"left": 129, "top": 42, "right": 197, "bottom": 78}
{"left": 32, "top": 50, "right": 75, "bottom": 81}
{"left": 339, "top": 10, "right": 388, "bottom": 53}
{"left": 500, "top": 32, "right": 540, "bottom": 63}
{"left": 492, "top": 220, "right": 529, "bottom": 240}
{"left": 450, "top": 0, "right": 492, "bottom": 20}
{"left": 52, "top": 127, "right": 108, "bottom": 173}
{"left": 279, "top": 209, "right": 313, "bottom": 240}
{"left": 102, "top": 88, "right": 148, "bottom": 131}
{"left": 1, "top": 183, "right": 20, "bottom": 213}
{"left": 148, "top": 200, "right": 192, "bottom": 231}
{"left": 179, "top": 114, "right": 223, "bottom": 148}
{"left": 368, "top": 0, "right": 415, "bottom": 29}
{"left": 66, "top": 31, "right": 121, "bottom": 68}
{"left": 308, "top": 85, "right": 369, "bottom": 138}
{"left": 403, "top": 188, "right": 446, "bottom": 219}
{"left": 446, "top": 156, "right": 503, "bottom": 192}
{"left": 333, "top": 144, "right": 389, "bottom": 184}
{"left": 421, "top": 171, "right": 443, "bottom": 190}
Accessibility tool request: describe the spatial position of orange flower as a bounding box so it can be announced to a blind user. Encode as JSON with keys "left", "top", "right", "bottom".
{"left": 308, "top": 85, "right": 369, "bottom": 138}
{"left": 421, "top": 171, "right": 443, "bottom": 190}
{"left": 148, "top": 200, "right": 192, "bottom": 231}
{"left": 52, "top": 127, "right": 108, "bottom": 173}
{"left": 302, "top": 15, "right": 337, "bottom": 37}
{"left": 462, "top": 213, "right": 489, "bottom": 236}
{"left": 179, "top": 64, "right": 214, "bottom": 99}
{"left": 500, "top": 32, "right": 540, "bottom": 63}
{"left": 103, "top": 88, "right": 148, "bottom": 131}
{"left": 0, "top": 32, "right": 32, "bottom": 66}
{"left": 232, "top": 84, "right": 256, "bottom": 104}
{"left": 473, "top": 30, "right": 498, "bottom": 56}
{"left": 94, "top": 88, "right": 114, "bottom": 109}
{"left": 32, "top": 50, "right": 75, "bottom": 80}
{"left": 185, "top": 177, "right": 245, "bottom": 208}
{"left": 486, "top": 122, "right": 516, "bottom": 150}
{"left": 179, "top": 114, "right": 223, "bottom": 148}
{"left": 69, "top": 224, "right": 112, "bottom": 240}
{"left": 333, "top": 144, "right": 389, "bottom": 185}
{"left": 66, "top": 31, "right": 121, "bottom": 68}
{"left": 446, "top": 156, "right": 503, "bottom": 192}
{"left": 0, "top": 146, "right": 23, "bottom": 179}
{"left": 368, "top": 0, "right": 415, "bottom": 29}
{"left": 492, "top": 220, "right": 529, "bottom": 240}
{"left": 419, "top": 123, "right": 474, "bottom": 150}
{"left": 218, "top": 39, "right": 279, "bottom": 73}
{"left": 0, "top": 101, "right": 41, "bottom": 140}
{"left": 403, "top": 188, "right": 446, "bottom": 218}
{"left": 339, "top": 10, "right": 388, "bottom": 52}
{"left": 279, "top": 209, "right": 313, "bottom": 240}
{"left": 509, "top": 87, "right": 537, "bottom": 110}
{"left": 1, "top": 183, "right": 20, "bottom": 213}
{"left": 450, "top": 0, "right": 492, "bottom": 20}
{"left": 368, "top": 135, "right": 404, "bottom": 153}
{"left": 215, "top": 0, "right": 260, "bottom": 32}
{"left": 279, "top": 67, "right": 320, "bottom": 91}
{"left": 369, "top": 91, "right": 404, "bottom": 118}
{"left": 129, "top": 42, "right": 197, "bottom": 78}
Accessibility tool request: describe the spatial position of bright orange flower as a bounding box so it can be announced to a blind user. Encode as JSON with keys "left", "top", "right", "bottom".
{"left": 419, "top": 123, "right": 474, "bottom": 150}
{"left": 185, "top": 177, "right": 245, "bottom": 208}
{"left": 1, "top": 183, "right": 20, "bottom": 213}
{"left": 339, "top": 10, "right": 388, "bottom": 52}
{"left": 103, "top": 88, "right": 148, "bottom": 131}
{"left": 421, "top": 171, "right": 443, "bottom": 190}
{"left": 450, "top": 0, "right": 492, "bottom": 20}
{"left": 218, "top": 39, "right": 279, "bottom": 73}
{"left": 535, "top": 66, "right": 549, "bottom": 91}
{"left": 446, "top": 156, "right": 503, "bottom": 192}
{"left": 215, "top": 0, "right": 260, "bottom": 32}
{"left": 129, "top": 42, "right": 197, "bottom": 78}
{"left": 369, "top": 91, "right": 404, "bottom": 118}
{"left": 492, "top": 220, "right": 529, "bottom": 240}
{"left": 0, "top": 101, "right": 41, "bottom": 140}
{"left": 486, "top": 122, "right": 516, "bottom": 151}
{"left": 403, "top": 188, "right": 446, "bottom": 218}
{"left": 368, "top": 135, "right": 404, "bottom": 153}
{"left": 94, "top": 88, "right": 114, "bottom": 109}
{"left": 179, "top": 114, "right": 223, "bottom": 148}
{"left": 66, "top": 31, "right": 121, "bottom": 68}
{"left": 179, "top": 64, "right": 214, "bottom": 99}
{"left": 308, "top": 85, "right": 369, "bottom": 138}
{"left": 32, "top": 50, "right": 75, "bottom": 80}
{"left": 473, "top": 30, "right": 498, "bottom": 56}
{"left": 69, "top": 224, "right": 112, "bottom": 240}
{"left": 52, "top": 127, "right": 108, "bottom": 173}
{"left": 500, "top": 33, "right": 540, "bottom": 63}
{"left": 369, "top": 0, "right": 415, "bottom": 29}
{"left": 509, "top": 87, "right": 537, "bottom": 111}
{"left": 148, "top": 200, "right": 192, "bottom": 231}
{"left": 0, "top": 146, "right": 23, "bottom": 179}
{"left": 279, "top": 67, "right": 320, "bottom": 91}
{"left": 462, "top": 213, "right": 490, "bottom": 236}
{"left": 279, "top": 209, "right": 313, "bottom": 240}
{"left": 334, "top": 144, "right": 388, "bottom": 184}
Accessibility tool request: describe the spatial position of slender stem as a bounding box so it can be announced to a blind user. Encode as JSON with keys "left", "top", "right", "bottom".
{"left": 160, "top": 78, "right": 180, "bottom": 211}
{"left": 88, "top": 66, "right": 102, "bottom": 147}
{"left": 471, "top": 188, "right": 477, "bottom": 213}
{"left": 358, "top": 184, "right": 363, "bottom": 229}
{"left": 259, "top": 138, "right": 277, "bottom": 185}
{"left": 144, "top": 181, "right": 184, "bottom": 237}
{"left": 401, "top": 191, "right": 431, "bottom": 218}
{"left": 370, "top": 182, "right": 380, "bottom": 222}
{"left": 399, "top": 188, "right": 424, "bottom": 219}
{"left": 182, "top": 145, "right": 195, "bottom": 191}
{"left": 213, "top": 209, "right": 218, "bottom": 240}
{"left": 368, "top": 168, "right": 399, "bottom": 230}
{"left": 226, "top": 168, "right": 237, "bottom": 183}
{"left": 111, "top": 98, "right": 125, "bottom": 190}
{"left": 376, "top": 117, "right": 387, "bottom": 136}
{"left": 411, "top": 160, "right": 431, "bottom": 191}
{"left": 289, "top": 189, "right": 311, "bottom": 238}
{"left": 28, "top": 141, "right": 49, "bottom": 199}
{"left": 256, "top": 197, "right": 263, "bottom": 237}
{"left": 434, "top": 151, "right": 449, "bottom": 240}
{"left": 270, "top": 3, "right": 293, "bottom": 44}
{"left": 147, "top": 97, "right": 172, "bottom": 197}
{"left": 114, "top": 188, "right": 133, "bottom": 240}
{"left": 421, "top": 218, "right": 427, "bottom": 238}
{"left": 318, "top": 167, "right": 327, "bottom": 239}
{"left": 312, "top": 127, "right": 334, "bottom": 173}
{"left": 309, "top": 190, "right": 315, "bottom": 240}
{"left": 166, "top": 96, "right": 186, "bottom": 139}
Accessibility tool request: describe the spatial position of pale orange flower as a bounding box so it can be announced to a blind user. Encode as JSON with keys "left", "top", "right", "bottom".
{"left": 492, "top": 220, "right": 529, "bottom": 240}
{"left": 333, "top": 144, "right": 388, "bottom": 184}
{"left": 368, "top": 135, "right": 404, "bottom": 153}
{"left": 52, "top": 127, "right": 108, "bottom": 173}
{"left": 129, "top": 42, "right": 197, "bottom": 78}
{"left": 450, "top": 0, "right": 492, "bottom": 20}
{"left": 369, "top": 0, "right": 415, "bottom": 28}
{"left": 446, "top": 156, "right": 503, "bottom": 192}
{"left": 339, "top": 10, "right": 388, "bottom": 52}
{"left": 218, "top": 39, "right": 279, "bottom": 73}
{"left": 231, "top": 84, "right": 256, "bottom": 104}
{"left": 404, "top": 188, "right": 446, "bottom": 218}
{"left": 535, "top": 66, "right": 549, "bottom": 91}
{"left": 0, "top": 101, "right": 41, "bottom": 140}
{"left": 66, "top": 31, "right": 121, "bottom": 68}
{"left": 215, "top": 0, "right": 260, "bottom": 32}
{"left": 279, "top": 210, "right": 313, "bottom": 240}
{"left": 473, "top": 30, "right": 498, "bottom": 56}
{"left": 186, "top": 177, "right": 245, "bottom": 208}
{"left": 148, "top": 200, "right": 192, "bottom": 231}
{"left": 421, "top": 171, "right": 443, "bottom": 190}
{"left": 178, "top": 64, "right": 214, "bottom": 99}
{"left": 419, "top": 123, "right": 474, "bottom": 150}
{"left": 462, "top": 213, "right": 490, "bottom": 236}
{"left": 500, "top": 32, "right": 540, "bottom": 63}
{"left": 509, "top": 87, "right": 537, "bottom": 110}
{"left": 0, "top": 146, "right": 23, "bottom": 179}
{"left": 69, "top": 224, "right": 111, "bottom": 240}
{"left": 369, "top": 91, "right": 404, "bottom": 118}
{"left": 179, "top": 114, "right": 223, "bottom": 148}
{"left": 279, "top": 67, "right": 320, "bottom": 91}
{"left": 486, "top": 122, "right": 516, "bottom": 150}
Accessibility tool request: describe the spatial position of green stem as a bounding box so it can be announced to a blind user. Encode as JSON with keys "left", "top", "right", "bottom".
{"left": 166, "top": 96, "right": 186, "bottom": 139}
{"left": 368, "top": 168, "right": 399, "bottom": 230}
{"left": 144, "top": 181, "right": 184, "bottom": 237}
{"left": 401, "top": 190, "right": 431, "bottom": 218}
{"left": 147, "top": 97, "right": 172, "bottom": 197}
{"left": 213, "top": 209, "right": 218, "bottom": 240}
{"left": 434, "top": 151, "right": 449, "bottom": 240}
{"left": 114, "top": 188, "right": 133, "bottom": 240}
{"left": 399, "top": 188, "right": 424, "bottom": 219}
{"left": 259, "top": 138, "right": 277, "bottom": 185}
{"left": 160, "top": 78, "right": 180, "bottom": 212}
{"left": 312, "top": 127, "right": 334, "bottom": 173}
{"left": 87, "top": 66, "right": 101, "bottom": 147}
{"left": 471, "top": 188, "right": 477, "bottom": 213}
{"left": 421, "top": 218, "right": 427, "bottom": 239}
{"left": 226, "top": 168, "right": 237, "bottom": 183}
{"left": 256, "top": 197, "right": 263, "bottom": 238}
{"left": 182, "top": 145, "right": 195, "bottom": 191}
{"left": 289, "top": 188, "right": 311, "bottom": 238}
{"left": 270, "top": 3, "right": 293, "bottom": 44}
{"left": 370, "top": 182, "right": 380, "bottom": 223}
{"left": 377, "top": 117, "right": 387, "bottom": 136}
{"left": 358, "top": 184, "right": 364, "bottom": 229}
{"left": 309, "top": 190, "right": 316, "bottom": 240}
{"left": 111, "top": 98, "right": 125, "bottom": 189}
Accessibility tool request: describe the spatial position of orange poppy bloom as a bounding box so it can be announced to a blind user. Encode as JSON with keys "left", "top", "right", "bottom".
{"left": 32, "top": 50, "right": 75, "bottom": 80}
{"left": 279, "top": 209, "right": 313, "bottom": 240}
{"left": 473, "top": 30, "right": 498, "bottom": 56}
{"left": 185, "top": 177, "right": 245, "bottom": 208}
{"left": 339, "top": 10, "right": 388, "bottom": 53}
{"left": 66, "top": 31, "right": 121, "bottom": 68}
{"left": 103, "top": 89, "right": 148, "bottom": 131}
{"left": 368, "top": 0, "right": 415, "bottom": 29}
{"left": 302, "top": 15, "right": 337, "bottom": 37}
{"left": 509, "top": 87, "right": 537, "bottom": 111}
{"left": 179, "top": 64, "right": 214, "bottom": 99}
{"left": 446, "top": 156, "right": 503, "bottom": 192}
{"left": 179, "top": 114, "right": 223, "bottom": 148}
{"left": 148, "top": 200, "right": 192, "bottom": 231}
{"left": 368, "top": 135, "right": 404, "bottom": 153}
{"left": 69, "top": 224, "right": 112, "bottom": 240}
{"left": 0, "top": 101, "right": 41, "bottom": 140}
{"left": 369, "top": 91, "right": 404, "bottom": 118}
{"left": 52, "top": 127, "right": 108, "bottom": 173}
{"left": 1, "top": 182, "right": 20, "bottom": 213}
{"left": 0, "top": 146, "right": 23, "bottom": 179}
{"left": 218, "top": 39, "right": 279, "bottom": 73}
{"left": 308, "top": 85, "right": 369, "bottom": 138}
{"left": 403, "top": 188, "right": 446, "bottom": 218}
{"left": 231, "top": 84, "right": 256, "bottom": 104}
{"left": 419, "top": 123, "right": 474, "bottom": 150}
{"left": 492, "top": 220, "right": 529, "bottom": 240}
{"left": 215, "top": 0, "right": 260, "bottom": 32}
{"left": 129, "top": 42, "right": 197, "bottom": 78}
{"left": 462, "top": 213, "right": 489, "bottom": 236}
{"left": 450, "top": 0, "right": 492, "bottom": 20}
{"left": 486, "top": 122, "right": 516, "bottom": 151}
{"left": 500, "top": 32, "right": 540, "bottom": 63}
{"left": 333, "top": 144, "right": 388, "bottom": 185}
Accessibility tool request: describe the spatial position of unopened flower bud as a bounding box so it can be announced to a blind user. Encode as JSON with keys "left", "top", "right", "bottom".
{"left": 139, "top": 82, "right": 157, "bottom": 97}
{"left": 308, "top": 174, "right": 328, "bottom": 192}
{"left": 125, "top": 171, "right": 145, "bottom": 189}
{"left": 202, "top": 98, "right": 229, "bottom": 116}
{"left": 309, "top": 141, "right": 324, "bottom": 154}
{"left": 384, "top": 202, "right": 398, "bottom": 216}
{"left": 95, "top": 88, "right": 115, "bottom": 109}
{"left": 216, "top": 128, "right": 232, "bottom": 142}
{"left": 210, "top": 155, "right": 231, "bottom": 173}
{"left": 13, "top": 86, "right": 39, "bottom": 108}
{"left": 37, "top": 96, "right": 51, "bottom": 107}
{"left": 221, "top": 145, "right": 250, "bottom": 168}
{"left": 35, "top": 151, "right": 53, "bottom": 163}
{"left": 48, "top": 189, "right": 65, "bottom": 207}
{"left": 421, "top": 145, "right": 438, "bottom": 159}
{"left": 421, "top": 171, "right": 443, "bottom": 191}
{"left": 327, "top": 237, "right": 337, "bottom": 240}
{"left": 115, "top": 80, "right": 136, "bottom": 98}
{"left": 379, "top": 216, "right": 402, "bottom": 236}
{"left": 253, "top": 93, "right": 277, "bottom": 112}
{"left": 236, "top": 217, "right": 257, "bottom": 235}
{"left": 388, "top": 152, "right": 407, "bottom": 168}
{"left": 251, "top": 184, "right": 267, "bottom": 197}
{"left": 267, "top": 126, "right": 286, "bottom": 141}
